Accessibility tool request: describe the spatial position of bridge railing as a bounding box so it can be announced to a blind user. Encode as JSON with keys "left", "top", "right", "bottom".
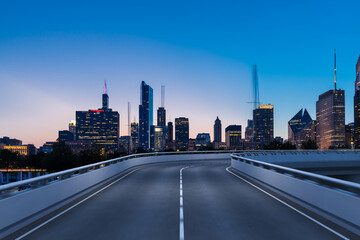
{"left": 0, "top": 150, "right": 238, "bottom": 198}
{"left": 231, "top": 154, "right": 360, "bottom": 196}
{"left": 231, "top": 153, "right": 360, "bottom": 235}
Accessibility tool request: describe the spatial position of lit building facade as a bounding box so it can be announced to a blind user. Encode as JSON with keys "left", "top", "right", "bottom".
{"left": 3, "top": 145, "right": 36, "bottom": 156}
{"left": 196, "top": 133, "right": 211, "bottom": 148}
{"left": 354, "top": 56, "right": 360, "bottom": 148}
{"left": 119, "top": 136, "right": 131, "bottom": 153}
{"left": 175, "top": 117, "right": 189, "bottom": 150}
{"left": 316, "top": 89, "right": 345, "bottom": 149}
{"left": 214, "top": 117, "right": 222, "bottom": 143}
{"left": 253, "top": 105, "right": 274, "bottom": 147}
{"left": 225, "top": 125, "right": 242, "bottom": 149}
{"left": 288, "top": 109, "right": 316, "bottom": 149}
{"left": 157, "top": 107, "right": 166, "bottom": 127}
{"left": 139, "top": 81, "right": 153, "bottom": 151}
{"left": 76, "top": 82, "right": 119, "bottom": 152}
{"left": 150, "top": 125, "right": 167, "bottom": 152}
{"left": 131, "top": 122, "right": 139, "bottom": 152}
{"left": 345, "top": 123, "right": 354, "bottom": 148}
{"left": 58, "top": 130, "right": 74, "bottom": 142}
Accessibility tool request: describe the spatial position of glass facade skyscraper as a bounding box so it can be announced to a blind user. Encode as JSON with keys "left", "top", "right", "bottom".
{"left": 175, "top": 117, "right": 189, "bottom": 150}
{"left": 150, "top": 125, "right": 167, "bottom": 152}
{"left": 316, "top": 89, "right": 345, "bottom": 149}
{"left": 157, "top": 107, "right": 166, "bottom": 127}
{"left": 354, "top": 57, "right": 360, "bottom": 148}
{"left": 288, "top": 109, "right": 315, "bottom": 149}
{"left": 253, "top": 105, "right": 274, "bottom": 147}
{"left": 139, "top": 81, "right": 153, "bottom": 151}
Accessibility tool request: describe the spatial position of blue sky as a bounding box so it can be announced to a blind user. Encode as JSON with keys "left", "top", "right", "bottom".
{"left": 1, "top": 1, "right": 360, "bottom": 146}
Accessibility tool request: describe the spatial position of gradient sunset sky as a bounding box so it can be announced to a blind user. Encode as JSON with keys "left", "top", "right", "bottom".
{"left": 1, "top": 1, "right": 360, "bottom": 147}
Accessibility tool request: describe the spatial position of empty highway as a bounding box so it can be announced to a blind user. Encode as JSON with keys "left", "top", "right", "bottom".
{"left": 12, "top": 160, "right": 346, "bottom": 240}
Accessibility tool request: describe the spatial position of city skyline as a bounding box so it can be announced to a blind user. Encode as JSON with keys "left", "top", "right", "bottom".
{"left": 2, "top": 1, "right": 360, "bottom": 147}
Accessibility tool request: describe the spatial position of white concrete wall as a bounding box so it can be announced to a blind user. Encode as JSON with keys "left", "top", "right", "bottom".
{"left": 0, "top": 153, "right": 230, "bottom": 237}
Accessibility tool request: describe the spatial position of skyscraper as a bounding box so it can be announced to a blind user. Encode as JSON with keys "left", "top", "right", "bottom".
{"left": 225, "top": 125, "right": 242, "bottom": 149}
{"left": 288, "top": 109, "right": 316, "bottom": 149}
{"left": 150, "top": 125, "right": 167, "bottom": 152}
{"left": 253, "top": 105, "right": 274, "bottom": 147}
{"left": 76, "top": 82, "right": 119, "bottom": 152}
{"left": 316, "top": 90, "right": 345, "bottom": 149}
{"left": 196, "top": 133, "right": 211, "bottom": 149}
{"left": 139, "top": 81, "right": 153, "bottom": 151}
{"left": 175, "top": 117, "right": 189, "bottom": 150}
{"left": 214, "top": 117, "right": 222, "bottom": 143}
{"left": 131, "top": 122, "right": 139, "bottom": 152}
{"left": 157, "top": 107, "right": 166, "bottom": 126}
{"left": 354, "top": 56, "right": 360, "bottom": 148}
{"left": 167, "top": 122, "right": 173, "bottom": 143}
{"left": 316, "top": 51, "right": 345, "bottom": 149}
{"left": 245, "top": 119, "right": 254, "bottom": 142}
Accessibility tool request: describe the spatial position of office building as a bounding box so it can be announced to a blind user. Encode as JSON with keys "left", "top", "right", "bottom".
{"left": 288, "top": 109, "right": 316, "bottom": 149}
{"left": 150, "top": 125, "right": 167, "bottom": 152}
{"left": 196, "top": 133, "right": 211, "bottom": 148}
{"left": 245, "top": 120, "right": 254, "bottom": 142}
{"left": 225, "top": 125, "right": 242, "bottom": 149}
{"left": 131, "top": 122, "right": 139, "bottom": 152}
{"left": 69, "top": 120, "right": 76, "bottom": 140}
{"left": 253, "top": 105, "right": 274, "bottom": 147}
{"left": 316, "top": 90, "right": 345, "bottom": 149}
{"left": 354, "top": 56, "right": 360, "bottom": 148}
{"left": 157, "top": 107, "right": 166, "bottom": 127}
{"left": 119, "top": 136, "right": 131, "bottom": 153}
{"left": 139, "top": 81, "right": 153, "bottom": 151}
{"left": 58, "top": 130, "right": 74, "bottom": 142}
{"left": 345, "top": 123, "right": 354, "bottom": 148}
{"left": 175, "top": 117, "right": 189, "bottom": 150}
{"left": 0, "top": 136, "right": 22, "bottom": 146}
{"left": 2, "top": 144, "right": 36, "bottom": 156}
{"left": 214, "top": 117, "right": 222, "bottom": 143}
{"left": 76, "top": 82, "right": 119, "bottom": 152}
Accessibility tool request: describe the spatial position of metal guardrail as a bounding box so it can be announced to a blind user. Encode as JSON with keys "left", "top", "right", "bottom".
{"left": 231, "top": 153, "right": 360, "bottom": 196}
{"left": 0, "top": 150, "right": 238, "bottom": 197}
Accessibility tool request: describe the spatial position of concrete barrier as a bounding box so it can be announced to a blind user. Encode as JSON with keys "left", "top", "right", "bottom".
{"left": 231, "top": 152, "right": 360, "bottom": 236}
{"left": 0, "top": 152, "right": 231, "bottom": 238}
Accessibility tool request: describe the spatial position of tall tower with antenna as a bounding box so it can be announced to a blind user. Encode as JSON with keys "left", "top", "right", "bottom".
{"left": 102, "top": 80, "right": 109, "bottom": 109}
{"left": 253, "top": 64, "right": 260, "bottom": 109}
{"left": 334, "top": 49, "right": 337, "bottom": 90}
{"left": 157, "top": 85, "right": 166, "bottom": 126}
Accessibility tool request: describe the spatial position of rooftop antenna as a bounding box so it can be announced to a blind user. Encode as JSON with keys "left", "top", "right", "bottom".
{"left": 128, "top": 102, "right": 131, "bottom": 154}
{"left": 253, "top": 64, "right": 260, "bottom": 109}
{"left": 334, "top": 49, "right": 337, "bottom": 90}
{"left": 104, "top": 79, "right": 107, "bottom": 94}
{"left": 161, "top": 85, "right": 165, "bottom": 108}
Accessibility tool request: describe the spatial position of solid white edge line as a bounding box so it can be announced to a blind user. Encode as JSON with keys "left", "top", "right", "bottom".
{"left": 179, "top": 166, "right": 188, "bottom": 240}
{"left": 225, "top": 167, "right": 349, "bottom": 240}
{"left": 15, "top": 169, "right": 138, "bottom": 240}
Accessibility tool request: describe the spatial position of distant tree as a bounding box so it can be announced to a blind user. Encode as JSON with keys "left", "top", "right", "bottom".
{"left": 136, "top": 148, "right": 147, "bottom": 154}
{"left": 44, "top": 142, "right": 77, "bottom": 172}
{"left": 0, "top": 149, "right": 20, "bottom": 171}
{"left": 264, "top": 140, "right": 296, "bottom": 150}
{"left": 301, "top": 139, "right": 318, "bottom": 149}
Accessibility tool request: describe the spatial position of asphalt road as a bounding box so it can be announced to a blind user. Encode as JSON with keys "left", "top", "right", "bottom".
{"left": 18, "top": 160, "right": 343, "bottom": 240}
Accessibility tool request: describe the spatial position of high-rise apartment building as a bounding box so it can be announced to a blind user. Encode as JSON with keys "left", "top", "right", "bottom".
{"left": 288, "top": 109, "right": 316, "bottom": 149}
{"left": 316, "top": 90, "right": 345, "bottom": 149}
{"left": 76, "top": 82, "right": 119, "bottom": 152}
{"left": 139, "top": 81, "right": 153, "bottom": 151}
{"left": 214, "top": 117, "right": 222, "bottom": 143}
{"left": 175, "top": 117, "right": 189, "bottom": 150}
{"left": 225, "top": 125, "right": 242, "bottom": 149}
{"left": 245, "top": 119, "right": 254, "bottom": 142}
{"left": 253, "top": 105, "right": 274, "bottom": 147}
